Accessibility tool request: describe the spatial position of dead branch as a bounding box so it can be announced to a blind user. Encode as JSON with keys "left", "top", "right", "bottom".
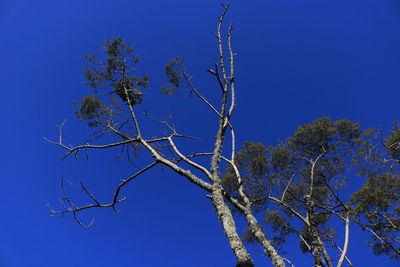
{"left": 50, "top": 161, "right": 159, "bottom": 227}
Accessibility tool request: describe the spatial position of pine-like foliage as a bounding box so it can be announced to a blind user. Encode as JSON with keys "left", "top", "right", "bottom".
{"left": 223, "top": 117, "right": 400, "bottom": 260}
{"left": 75, "top": 38, "right": 148, "bottom": 128}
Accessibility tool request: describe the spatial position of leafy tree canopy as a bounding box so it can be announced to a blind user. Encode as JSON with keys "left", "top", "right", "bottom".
{"left": 75, "top": 38, "right": 148, "bottom": 128}
{"left": 223, "top": 117, "right": 400, "bottom": 260}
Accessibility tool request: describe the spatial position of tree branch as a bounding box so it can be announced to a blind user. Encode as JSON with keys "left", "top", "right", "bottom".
{"left": 50, "top": 161, "right": 159, "bottom": 227}
{"left": 337, "top": 213, "right": 350, "bottom": 267}
{"left": 167, "top": 136, "right": 213, "bottom": 180}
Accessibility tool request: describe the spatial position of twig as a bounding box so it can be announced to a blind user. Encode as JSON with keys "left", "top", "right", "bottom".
{"left": 50, "top": 161, "right": 159, "bottom": 227}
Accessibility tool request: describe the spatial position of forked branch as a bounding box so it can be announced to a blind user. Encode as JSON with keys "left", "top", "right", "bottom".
{"left": 50, "top": 161, "right": 159, "bottom": 228}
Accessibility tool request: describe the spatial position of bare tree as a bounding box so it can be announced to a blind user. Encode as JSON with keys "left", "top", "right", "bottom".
{"left": 47, "top": 5, "right": 287, "bottom": 267}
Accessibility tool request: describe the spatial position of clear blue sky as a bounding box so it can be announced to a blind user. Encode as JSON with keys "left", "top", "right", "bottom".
{"left": 1, "top": 0, "right": 399, "bottom": 266}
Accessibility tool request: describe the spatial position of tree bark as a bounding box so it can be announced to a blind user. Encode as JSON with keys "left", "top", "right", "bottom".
{"left": 305, "top": 195, "right": 325, "bottom": 267}
{"left": 212, "top": 185, "right": 254, "bottom": 267}
{"left": 244, "top": 212, "right": 286, "bottom": 267}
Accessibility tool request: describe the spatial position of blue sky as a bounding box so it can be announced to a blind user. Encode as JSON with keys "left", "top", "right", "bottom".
{"left": 1, "top": 0, "right": 400, "bottom": 266}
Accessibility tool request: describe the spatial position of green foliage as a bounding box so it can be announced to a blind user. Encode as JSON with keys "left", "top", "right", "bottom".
{"left": 287, "top": 117, "right": 360, "bottom": 158}
{"left": 242, "top": 210, "right": 296, "bottom": 250}
{"left": 83, "top": 38, "right": 148, "bottom": 103}
{"left": 161, "top": 57, "right": 184, "bottom": 95}
{"left": 224, "top": 117, "right": 360, "bottom": 205}
{"left": 223, "top": 118, "right": 365, "bottom": 253}
{"left": 298, "top": 225, "right": 336, "bottom": 253}
{"left": 223, "top": 117, "right": 400, "bottom": 259}
{"left": 351, "top": 130, "right": 400, "bottom": 259}
{"left": 74, "top": 95, "right": 110, "bottom": 127}
{"left": 351, "top": 173, "right": 400, "bottom": 213}
{"left": 75, "top": 38, "right": 149, "bottom": 128}
{"left": 222, "top": 142, "right": 269, "bottom": 210}
{"left": 385, "top": 122, "right": 400, "bottom": 160}
{"left": 264, "top": 210, "right": 296, "bottom": 248}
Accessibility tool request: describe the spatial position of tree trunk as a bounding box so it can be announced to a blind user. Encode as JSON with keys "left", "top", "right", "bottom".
{"left": 245, "top": 212, "right": 287, "bottom": 267}
{"left": 305, "top": 195, "right": 325, "bottom": 267}
{"left": 212, "top": 185, "right": 254, "bottom": 267}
